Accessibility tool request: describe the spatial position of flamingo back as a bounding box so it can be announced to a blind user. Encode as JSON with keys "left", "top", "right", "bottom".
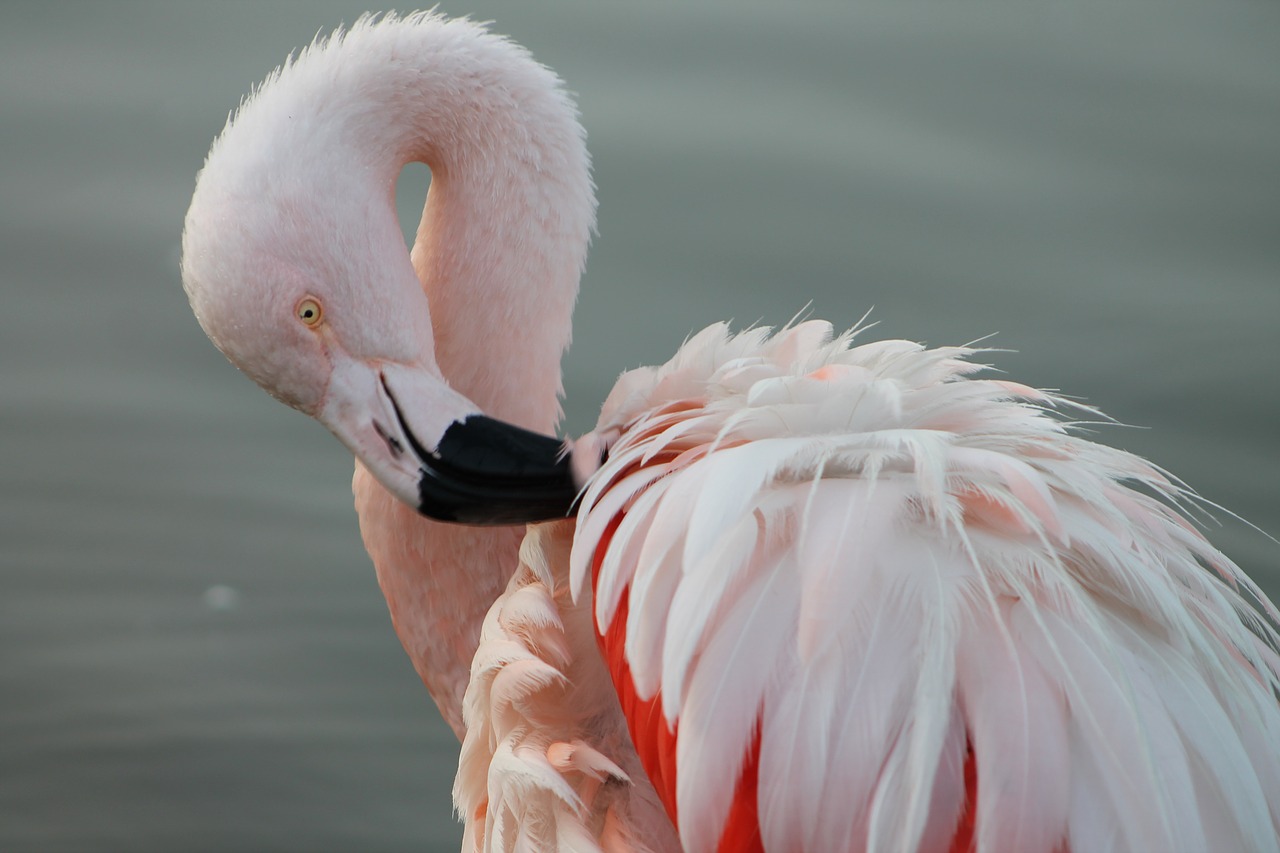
{"left": 568, "top": 320, "right": 1280, "bottom": 853}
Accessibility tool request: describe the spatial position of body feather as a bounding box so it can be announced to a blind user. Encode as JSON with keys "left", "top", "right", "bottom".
{"left": 564, "top": 319, "right": 1280, "bottom": 852}
{"left": 456, "top": 522, "right": 679, "bottom": 852}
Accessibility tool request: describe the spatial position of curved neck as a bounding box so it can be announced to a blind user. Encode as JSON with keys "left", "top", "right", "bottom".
{"left": 285, "top": 16, "right": 594, "bottom": 730}
{"left": 366, "top": 21, "right": 595, "bottom": 433}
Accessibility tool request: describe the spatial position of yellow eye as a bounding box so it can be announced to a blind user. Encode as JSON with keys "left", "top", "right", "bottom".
{"left": 296, "top": 297, "right": 324, "bottom": 327}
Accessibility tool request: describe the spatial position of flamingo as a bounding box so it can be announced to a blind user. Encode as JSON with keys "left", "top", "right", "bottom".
{"left": 180, "top": 12, "right": 1280, "bottom": 853}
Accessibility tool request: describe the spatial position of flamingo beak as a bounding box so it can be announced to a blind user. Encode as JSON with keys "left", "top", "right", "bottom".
{"left": 318, "top": 358, "right": 580, "bottom": 525}
{"left": 385, "top": 387, "right": 580, "bottom": 525}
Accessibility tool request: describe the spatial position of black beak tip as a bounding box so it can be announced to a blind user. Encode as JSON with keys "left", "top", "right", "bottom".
{"left": 381, "top": 378, "right": 578, "bottom": 526}
{"left": 414, "top": 415, "right": 581, "bottom": 526}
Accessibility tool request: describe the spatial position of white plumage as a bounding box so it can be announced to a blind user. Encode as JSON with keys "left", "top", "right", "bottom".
{"left": 565, "top": 319, "right": 1280, "bottom": 852}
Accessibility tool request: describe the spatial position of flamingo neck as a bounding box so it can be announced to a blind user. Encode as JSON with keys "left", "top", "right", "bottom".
{"left": 300, "top": 17, "right": 594, "bottom": 732}
{"left": 368, "top": 19, "right": 595, "bottom": 432}
{"left": 354, "top": 476, "right": 525, "bottom": 738}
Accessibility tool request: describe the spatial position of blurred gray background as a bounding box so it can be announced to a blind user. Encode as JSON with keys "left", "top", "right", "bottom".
{"left": 2, "top": 1, "right": 1277, "bottom": 850}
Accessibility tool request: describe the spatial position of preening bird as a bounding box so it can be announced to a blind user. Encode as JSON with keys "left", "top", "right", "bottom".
{"left": 180, "top": 12, "right": 1280, "bottom": 853}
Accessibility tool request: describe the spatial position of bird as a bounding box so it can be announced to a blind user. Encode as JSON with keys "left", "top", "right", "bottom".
{"left": 180, "top": 12, "right": 1280, "bottom": 853}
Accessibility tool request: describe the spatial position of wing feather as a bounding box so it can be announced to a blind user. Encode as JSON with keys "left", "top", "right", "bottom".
{"left": 571, "top": 322, "right": 1280, "bottom": 853}
{"left": 675, "top": 547, "right": 795, "bottom": 851}
{"left": 956, "top": 597, "right": 1072, "bottom": 853}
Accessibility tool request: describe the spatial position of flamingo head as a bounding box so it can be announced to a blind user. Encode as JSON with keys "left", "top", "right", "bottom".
{"left": 180, "top": 147, "right": 579, "bottom": 525}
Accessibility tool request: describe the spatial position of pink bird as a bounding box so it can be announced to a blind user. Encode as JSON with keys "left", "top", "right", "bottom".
{"left": 180, "top": 13, "right": 1280, "bottom": 853}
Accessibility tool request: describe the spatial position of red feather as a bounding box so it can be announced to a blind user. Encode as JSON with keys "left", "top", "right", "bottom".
{"left": 949, "top": 743, "right": 977, "bottom": 853}
{"left": 715, "top": 726, "right": 764, "bottom": 853}
{"left": 593, "top": 514, "right": 680, "bottom": 825}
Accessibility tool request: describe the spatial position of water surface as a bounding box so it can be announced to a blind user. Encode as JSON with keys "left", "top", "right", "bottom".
{"left": 2, "top": 1, "right": 1278, "bottom": 849}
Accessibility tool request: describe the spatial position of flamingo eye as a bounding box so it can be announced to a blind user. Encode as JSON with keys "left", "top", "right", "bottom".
{"left": 296, "top": 297, "right": 324, "bottom": 327}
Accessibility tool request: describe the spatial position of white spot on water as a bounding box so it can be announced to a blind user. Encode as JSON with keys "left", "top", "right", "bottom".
{"left": 202, "top": 584, "right": 240, "bottom": 611}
